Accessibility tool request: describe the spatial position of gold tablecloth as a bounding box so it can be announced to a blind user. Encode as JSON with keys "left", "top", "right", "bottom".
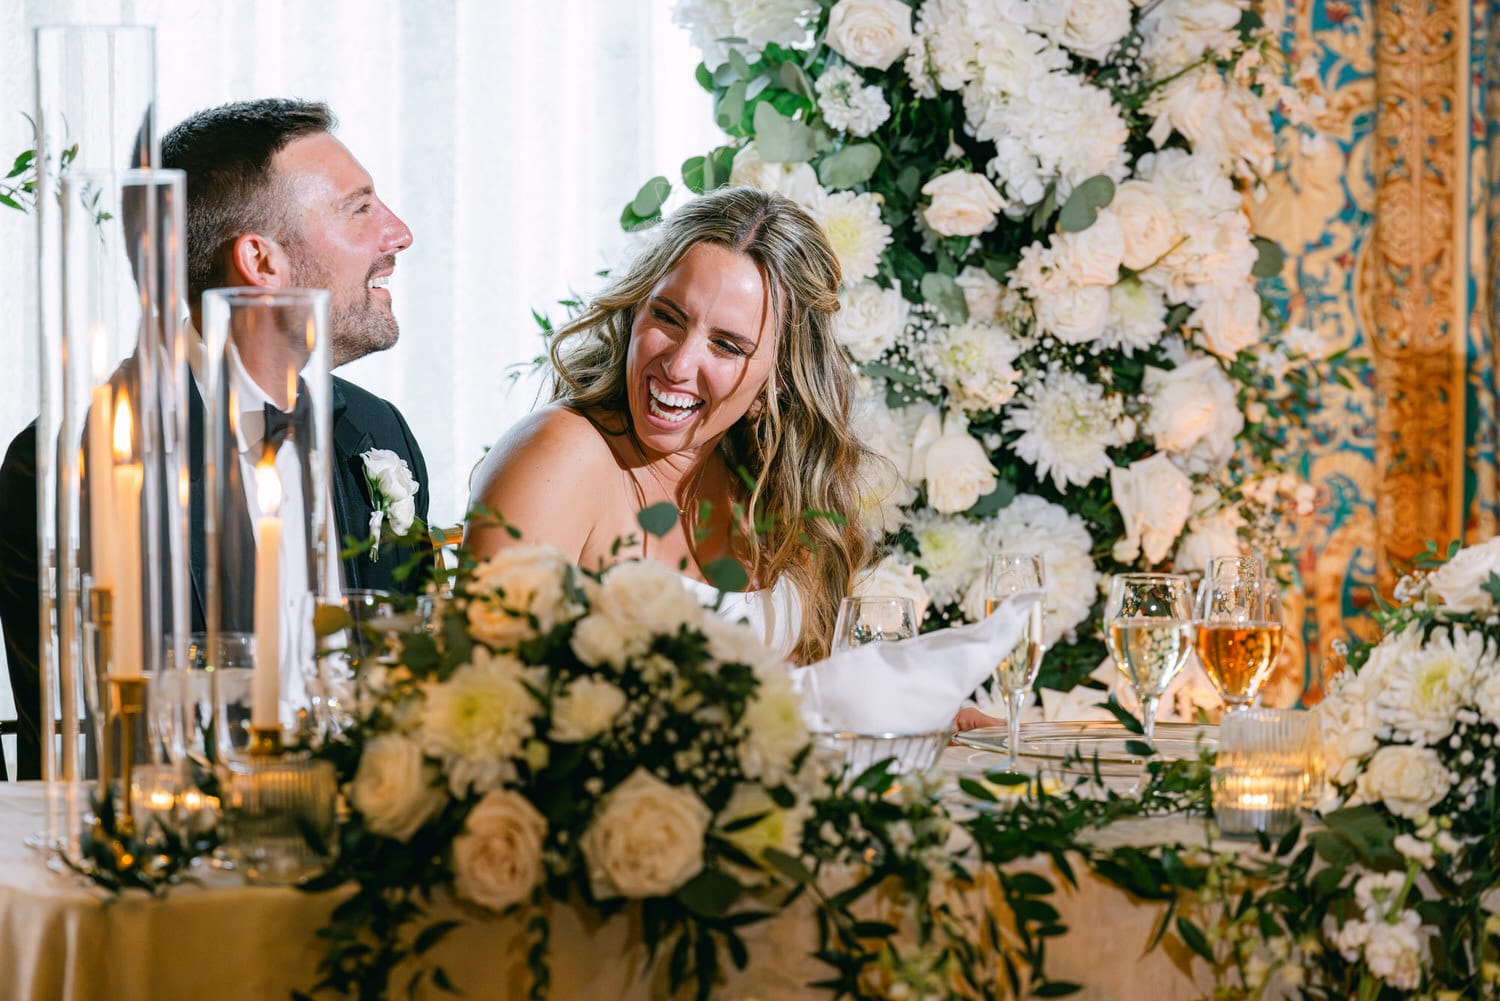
{"left": 0, "top": 751, "right": 1220, "bottom": 1001}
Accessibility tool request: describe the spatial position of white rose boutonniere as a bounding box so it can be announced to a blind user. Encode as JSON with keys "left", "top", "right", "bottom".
{"left": 361, "top": 448, "right": 420, "bottom": 561}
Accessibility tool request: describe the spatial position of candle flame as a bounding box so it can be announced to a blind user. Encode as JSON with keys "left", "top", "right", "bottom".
{"left": 112, "top": 395, "right": 133, "bottom": 462}
{"left": 255, "top": 451, "right": 282, "bottom": 514}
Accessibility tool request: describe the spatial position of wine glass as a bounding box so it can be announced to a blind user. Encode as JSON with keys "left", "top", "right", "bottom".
{"left": 830, "top": 596, "right": 917, "bottom": 653}
{"left": 1193, "top": 575, "right": 1283, "bottom": 712}
{"left": 985, "top": 553, "right": 1045, "bottom": 771}
{"left": 1105, "top": 574, "right": 1193, "bottom": 749}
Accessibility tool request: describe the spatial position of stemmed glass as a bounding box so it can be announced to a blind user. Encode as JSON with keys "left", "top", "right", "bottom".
{"left": 985, "top": 553, "right": 1045, "bottom": 771}
{"left": 1193, "top": 573, "right": 1283, "bottom": 712}
{"left": 1105, "top": 574, "right": 1193, "bottom": 749}
{"left": 830, "top": 596, "right": 917, "bottom": 653}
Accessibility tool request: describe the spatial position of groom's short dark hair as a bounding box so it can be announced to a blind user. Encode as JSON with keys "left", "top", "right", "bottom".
{"left": 161, "top": 98, "right": 336, "bottom": 302}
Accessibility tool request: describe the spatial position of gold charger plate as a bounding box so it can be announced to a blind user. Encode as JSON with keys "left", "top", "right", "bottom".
{"left": 953, "top": 720, "right": 1217, "bottom": 776}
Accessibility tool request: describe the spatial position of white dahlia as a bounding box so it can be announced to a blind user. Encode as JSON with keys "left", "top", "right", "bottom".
{"left": 814, "top": 189, "right": 892, "bottom": 284}
{"left": 1005, "top": 368, "right": 1131, "bottom": 490}
{"left": 815, "top": 64, "right": 891, "bottom": 137}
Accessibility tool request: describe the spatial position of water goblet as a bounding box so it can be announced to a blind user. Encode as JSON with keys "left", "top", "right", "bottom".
{"left": 1193, "top": 575, "right": 1283, "bottom": 713}
{"left": 831, "top": 595, "right": 917, "bottom": 654}
{"left": 1105, "top": 574, "right": 1193, "bottom": 750}
{"left": 984, "top": 553, "right": 1045, "bottom": 771}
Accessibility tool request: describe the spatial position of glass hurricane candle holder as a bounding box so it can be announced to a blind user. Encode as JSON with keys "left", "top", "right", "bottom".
{"left": 220, "top": 753, "right": 337, "bottom": 885}
{"left": 1212, "top": 765, "right": 1303, "bottom": 839}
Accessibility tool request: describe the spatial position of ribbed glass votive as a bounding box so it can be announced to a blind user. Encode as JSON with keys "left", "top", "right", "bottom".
{"left": 221, "top": 754, "right": 337, "bottom": 884}
{"left": 1212, "top": 765, "right": 1303, "bottom": 838}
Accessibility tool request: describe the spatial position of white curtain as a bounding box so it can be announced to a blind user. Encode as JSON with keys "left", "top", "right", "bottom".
{"left": 0, "top": 0, "right": 718, "bottom": 765}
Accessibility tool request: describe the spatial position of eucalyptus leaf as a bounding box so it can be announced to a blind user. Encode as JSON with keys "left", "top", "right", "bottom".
{"left": 967, "top": 478, "right": 1017, "bottom": 517}
{"left": 919, "top": 271, "right": 968, "bottom": 325}
{"left": 728, "top": 47, "right": 751, "bottom": 81}
{"left": 1250, "top": 235, "right": 1285, "bottom": 278}
{"left": 716, "top": 79, "right": 747, "bottom": 131}
{"left": 761, "top": 847, "right": 813, "bottom": 884}
{"left": 676, "top": 868, "right": 742, "bottom": 918}
{"left": 637, "top": 502, "right": 679, "bottom": 538}
{"left": 861, "top": 360, "right": 919, "bottom": 384}
{"left": 778, "top": 61, "right": 815, "bottom": 100}
{"left": 752, "top": 102, "right": 815, "bottom": 163}
{"left": 816, "top": 143, "right": 881, "bottom": 190}
{"left": 703, "top": 556, "right": 750, "bottom": 592}
{"left": 1058, "top": 175, "right": 1116, "bottom": 232}
{"left": 631, "top": 176, "right": 672, "bottom": 217}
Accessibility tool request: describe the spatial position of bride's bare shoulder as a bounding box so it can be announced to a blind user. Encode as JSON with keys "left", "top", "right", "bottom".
{"left": 465, "top": 405, "right": 623, "bottom": 555}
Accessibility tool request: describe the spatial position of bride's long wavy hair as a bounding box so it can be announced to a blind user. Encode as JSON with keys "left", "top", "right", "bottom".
{"left": 548, "top": 186, "right": 873, "bottom": 663}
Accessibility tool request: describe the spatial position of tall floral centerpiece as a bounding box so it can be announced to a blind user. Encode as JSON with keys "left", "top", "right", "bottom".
{"left": 635, "top": 0, "right": 1324, "bottom": 694}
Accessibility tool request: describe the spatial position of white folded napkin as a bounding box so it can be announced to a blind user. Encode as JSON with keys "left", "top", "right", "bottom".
{"left": 799, "top": 590, "right": 1044, "bottom": 733}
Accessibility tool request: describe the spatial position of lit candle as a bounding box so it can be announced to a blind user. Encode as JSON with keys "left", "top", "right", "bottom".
{"left": 112, "top": 396, "right": 143, "bottom": 678}
{"left": 87, "top": 383, "right": 117, "bottom": 588}
{"left": 252, "top": 453, "right": 282, "bottom": 730}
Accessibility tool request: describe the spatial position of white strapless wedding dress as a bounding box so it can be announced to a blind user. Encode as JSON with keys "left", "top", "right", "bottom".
{"left": 678, "top": 576, "right": 802, "bottom": 661}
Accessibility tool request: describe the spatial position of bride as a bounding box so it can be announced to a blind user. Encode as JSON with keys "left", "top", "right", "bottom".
{"left": 464, "top": 186, "right": 873, "bottom": 664}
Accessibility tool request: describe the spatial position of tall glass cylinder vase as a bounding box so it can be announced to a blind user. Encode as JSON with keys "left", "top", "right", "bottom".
{"left": 200, "top": 289, "right": 333, "bottom": 757}
{"left": 34, "top": 25, "right": 158, "bottom": 848}
{"left": 56, "top": 168, "right": 188, "bottom": 854}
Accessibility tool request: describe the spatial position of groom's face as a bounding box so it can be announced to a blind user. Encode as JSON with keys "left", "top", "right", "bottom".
{"left": 273, "top": 132, "right": 414, "bottom": 368}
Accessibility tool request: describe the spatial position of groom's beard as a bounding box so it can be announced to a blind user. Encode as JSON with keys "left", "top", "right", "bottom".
{"left": 290, "top": 251, "right": 401, "bottom": 369}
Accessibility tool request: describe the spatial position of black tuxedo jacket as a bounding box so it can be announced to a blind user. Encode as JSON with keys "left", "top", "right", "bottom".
{"left": 0, "top": 375, "right": 431, "bottom": 779}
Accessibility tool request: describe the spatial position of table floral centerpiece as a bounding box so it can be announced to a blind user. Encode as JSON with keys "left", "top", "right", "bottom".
{"left": 613, "top": 0, "right": 1347, "bottom": 704}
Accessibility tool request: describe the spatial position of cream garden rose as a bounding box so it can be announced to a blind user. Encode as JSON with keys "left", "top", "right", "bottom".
{"left": 581, "top": 768, "right": 712, "bottom": 898}
{"left": 348, "top": 733, "right": 446, "bottom": 843}
{"left": 836, "top": 281, "right": 909, "bottom": 361}
{"left": 1427, "top": 536, "right": 1500, "bottom": 613}
{"left": 467, "top": 545, "right": 581, "bottom": 650}
{"left": 921, "top": 170, "right": 1005, "bottom": 236}
{"left": 918, "top": 412, "right": 998, "bottom": 514}
{"left": 825, "top": 0, "right": 913, "bottom": 70}
{"left": 451, "top": 789, "right": 547, "bottom": 911}
{"left": 1110, "top": 454, "right": 1193, "bottom": 565}
{"left": 1110, "top": 180, "right": 1179, "bottom": 272}
{"left": 551, "top": 676, "right": 628, "bottom": 742}
{"left": 1355, "top": 745, "right": 1452, "bottom": 820}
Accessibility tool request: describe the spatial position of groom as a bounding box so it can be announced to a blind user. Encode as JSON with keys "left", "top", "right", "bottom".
{"left": 0, "top": 99, "right": 431, "bottom": 778}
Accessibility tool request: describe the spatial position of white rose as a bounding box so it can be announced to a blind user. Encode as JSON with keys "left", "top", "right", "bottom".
{"left": 451, "top": 789, "right": 547, "bottom": 911}
{"left": 921, "top": 170, "right": 1005, "bottom": 236}
{"left": 835, "top": 281, "right": 909, "bottom": 361}
{"left": 854, "top": 555, "right": 931, "bottom": 623}
{"left": 1356, "top": 745, "right": 1451, "bottom": 820}
{"left": 825, "top": 0, "right": 913, "bottom": 71}
{"left": 1190, "top": 285, "right": 1263, "bottom": 359}
{"left": 1044, "top": 0, "right": 1132, "bottom": 61}
{"left": 955, "top": 265, "right": 1003, "bottom": 323}
{"left": 1143, "top": 359, "right": 1244, "bottom": 474}
{"left": 1362, "top": 914, "right": 1425, "bottom": 990}
{"left": 919, "top": 413, "right": 997, "bottom": 514}
{"left": 1173, "top": 489, "right": 1246, "bottom": 575}
{"left": 1427, "top": 536, "right": 1500, "bottom": 613}
{"left": 1110, "top": 180, "right": 1179, "bottom": 272}
{"left": 348, "top": 733, "right": 447, "bottom": 843}
{"left": 729, "top": 142, "right": 823, "bottom": 207}
{"left": 1050, "top": 210, "right": 1125, "bottom": 286}
{"left": 467, "top": 544, "right": 579, "bottom": 649}
{"left": 593, "top": 560, "right": 706, "bottom": 635}
{"left": 551, "top": 676, "right": 627, "bottom": 742}
{"left": 1110, "top": 454, "right": 1193, "bottom": 565}
{"left": 581, "top": 768, "right": 711, "bottom": 898}
{"left": 1033, "top": 284, "right": 1110, "bottom": 344}
{"left": 362, "top": 448, "right": 421, "bottom": 537}
{"left": 569, "top": 612, "right": 637, "bottom": 670}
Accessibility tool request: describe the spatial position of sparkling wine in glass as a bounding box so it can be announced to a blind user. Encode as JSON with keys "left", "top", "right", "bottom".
{"left": 1105, "top": 574, "right": 1193, "bottom": 749}
{"left": 984, "top": 553, "right": 1045, "bottom": 771}
{"left": 1193, "top": 576, "right": 1283, "bottom": 712}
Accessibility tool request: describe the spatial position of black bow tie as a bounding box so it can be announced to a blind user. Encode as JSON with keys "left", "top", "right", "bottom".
{"left": 263, "top": 390, "right": 312, "bottom": 450}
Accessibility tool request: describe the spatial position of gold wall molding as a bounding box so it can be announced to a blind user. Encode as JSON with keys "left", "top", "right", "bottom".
{"left": 1370, "top": 0, "right": 1468, "bottom": 590}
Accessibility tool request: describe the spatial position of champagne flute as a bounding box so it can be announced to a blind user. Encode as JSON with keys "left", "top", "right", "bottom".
{"left": 1193, "top": 575, "right": 1283, "bottom": 712}
{"left": 1105, "top": 574, "right": 1193, "bottom": 749}
{"left": 985, "top": 553, "right": 1045, "bottom": 771}
{"left": 830, "top": 596, "right": 917, "bottom": 653}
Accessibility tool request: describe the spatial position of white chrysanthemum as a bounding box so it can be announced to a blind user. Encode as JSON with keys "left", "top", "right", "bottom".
{"left": 1374, "top": 626, "right": 1488, "bottom": 746}
{"left": 835, "top": 281, "right": 908, "bottom": 361}
{"left": 926, "top": 320, "right": 1023, "bottom": 412}
{"left": 907, "top": 510, "right": 988, "bottom": 608}
{"left": 815, "top": 64, "right": 891, "bottom": 136}
{"left": 418, "top": 647, "right": 543, "bottom": 797}
{"left": 729, "top": 142, "right": 824, "bottom": 208}
{"left": 1100, "top": 278, "right": 1167, "bottom": 354}
{"left": 1363, "top": 914, "right": 1425, "bottom": 991}
{"left": 982, "top": 494, "right": 1100, "bottom": 643}
{"left": 1316, "top": 666, "right": 1381, "bottom": 792}
{"left": 1477, "top": 656, "right": 1500, "bottom": 727}
{"left": 1006, "top": 369, "right": 1131, "bottom": 490}
{"left": 813, "top": 189, "right": 891, "bottom": 284}
{"left": 978, "top": 73, "right": 1130, "bottom": 207}
{"left": 737, "top": 664, "right": 807, "bottom": 785}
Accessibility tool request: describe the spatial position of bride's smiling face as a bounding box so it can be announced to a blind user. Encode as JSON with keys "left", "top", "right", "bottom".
{"left": 625, "top": 242, "right": 778, "bottom": 460}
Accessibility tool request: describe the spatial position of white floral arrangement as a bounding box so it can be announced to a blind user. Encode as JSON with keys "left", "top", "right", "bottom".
{"left": 360, "top": 448, "right": 420, "bottom": 559}
{"left": 307, "top": 544, "right": 818, "bottom": 998}
{"left": 1308, "top": 538, "right": 1500, "bottom": 996}
{"left": 639, "top": 0, "right": 1329, "bottom": 693}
